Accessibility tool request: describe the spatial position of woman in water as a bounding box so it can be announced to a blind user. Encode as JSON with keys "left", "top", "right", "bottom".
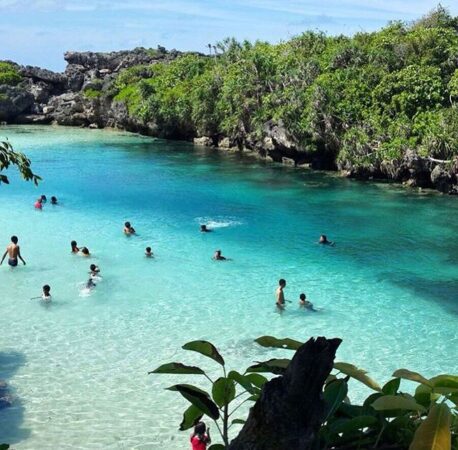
{"left": 80, "top": 247, "right": 90, "bottom": 257}
{"left": 190, "top": 422, "right": 211, "bottom": 450}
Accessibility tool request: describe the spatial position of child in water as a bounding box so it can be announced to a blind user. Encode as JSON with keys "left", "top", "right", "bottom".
{"left": 80, "top": 247, "right": 90, "bottom": 257}
{"left": 89, "top": 264, "right": 100, "bottom": 277}
{"left": 71, "top": 241, "right": 80, "bottom": 253}
{"left": 190, "top": 422, "right": 211, "bottom": 450}
{"left": 51, "top": 196, "right": 58, "bottom": 205}
{"left": 299, "top": 293, "right": 316, "bottom": 311}
{"left": 145, "top": 247, "right": 153, "bottom": 257}
{"left": 31, "top": 285, "right": 51, "bottom": 301}
{"left": 124, "top": 221, "right": 136, "bottom": 235}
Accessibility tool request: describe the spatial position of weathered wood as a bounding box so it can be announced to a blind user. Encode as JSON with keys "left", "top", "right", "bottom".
{"left": 229, "top": 337, "right": 342, "bottom": 450}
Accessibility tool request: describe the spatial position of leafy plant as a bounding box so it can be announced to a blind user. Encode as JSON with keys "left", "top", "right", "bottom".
{"left": 0, "top": 140, "right": 41, "bottom": 185}
{"left": 152, "top": 336, "right": 458, "bottom": 449}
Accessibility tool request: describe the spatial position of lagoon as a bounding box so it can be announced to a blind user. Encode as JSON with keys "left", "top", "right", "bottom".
{"left": 0, "top": 125, "right": 457, "bottom": 449}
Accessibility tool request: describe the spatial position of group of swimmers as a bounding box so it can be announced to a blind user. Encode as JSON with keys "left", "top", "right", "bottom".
{"left": 34, "top": 194, "right": 58, "bottom": 210}
{"left": 275, "top": 278, "right": 317, "bottom": 312}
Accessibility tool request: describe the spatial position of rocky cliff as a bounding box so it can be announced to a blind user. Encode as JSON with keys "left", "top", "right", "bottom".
{"left": 1, "top": 48, "right": 457, "bottom": 195}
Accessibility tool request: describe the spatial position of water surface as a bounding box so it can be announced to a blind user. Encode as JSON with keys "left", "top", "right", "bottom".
{"left": 0, "top": 125, "right": 457, "bottom": 449}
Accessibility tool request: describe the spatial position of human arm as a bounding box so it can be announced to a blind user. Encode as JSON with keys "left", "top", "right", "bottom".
{"left": 18, "top": 248, "right": 26, "bottom": 265}
{"left": 0, "top": 250, "right": 7, "bottom": 265}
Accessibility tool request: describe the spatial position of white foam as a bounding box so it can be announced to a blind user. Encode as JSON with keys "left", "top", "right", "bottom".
{"left": 195, "top": 216, "right": 242, "bottom": 228}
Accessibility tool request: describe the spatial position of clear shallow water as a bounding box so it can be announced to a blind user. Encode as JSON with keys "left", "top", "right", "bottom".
{"left": 0, "top": 125, "right": 457, "bottom": 449}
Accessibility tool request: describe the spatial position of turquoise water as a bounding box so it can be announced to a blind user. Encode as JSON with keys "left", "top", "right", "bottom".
{"left": 0, "top": 125, "right": 457, "bottom": 449}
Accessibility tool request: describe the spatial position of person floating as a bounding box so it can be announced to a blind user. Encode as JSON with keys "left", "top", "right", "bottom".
{"left": 190, "top": 422, "right": 211, "bottom": 450}
{"left": 124, "top": 221, "right": 136, "bottom": 235}
{"left": 200, "top": 224, "right": 211, "bottom": 232}
{"left": 213, "top": 250, "right": 227, "bottom": 261}
{"left": 40, "top": 194, "right": 47, "bottom": 203}
{"left": 51, "top": 196, "right": 58, "bottom": 205}
{"left": 80, "top": 247, "right": 90, "bottom": 257}
{"left": 319, "top": 234, "right": 334, "bottom": 246}
{"left": 1, "top": 236, "right": 26, "bottom": 267}
{"left": 299, "top": 293, "right": 316, "bottom": 311}
{"left": 276, "top": 278, "right": 287, "bottom": 310}
{"left": 34, "top": 197, "right": 43, "bottom": 209}
{"left": 71, "top": 240, "right": 80, "bottom": 253}
{"left": 145, "top": 246, "right": 153, "bottom": 258}
{"left": 31, "top": 285, "right": 51, "bottom": 301}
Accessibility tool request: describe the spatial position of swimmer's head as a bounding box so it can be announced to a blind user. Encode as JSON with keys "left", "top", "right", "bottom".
{"left": 81, "top": 247, "right": 90, "bottom": 255}
{"left": 71, "top": 240, "right": 77, "bottom": 247}
{"left": 319, "top": 235, "right": 327, "bottom": 242}
{"left": 11, "top": 236, "right": 18, "bottom": 244}
{"left": 215, "top": 250, "right": 221, "bottom": 256}
{"left": 51, "top": 196, "right": 57, "bottom": 203}
{"left": 125, "top": 222, "right": 131, "bottom": 228}
{"left": 41, "top": 195, "right": 47, "bottom": 201}
{"left": 90, "top": 264, "right": 97, "bottom": 271}
{"left": 279, "top": 278, "right": 286, "bottom": 287}
{"left": 194, "top": 421, "right": 206, "bottom": 435}
{"left": 43, "top": 285, "right": 51, "bottom": 294}
{"left": 300, "top": 293, "right": 306, "bottom": 301}
{"left": 201, "top": 224, "right": 207, "bottom": 231}
{"left": 146, "top": 246, "right": 151, "bottom": 253}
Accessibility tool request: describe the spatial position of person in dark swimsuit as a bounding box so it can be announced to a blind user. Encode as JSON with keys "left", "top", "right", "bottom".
{"left": 1, "top": 236, "right": 26, "bottom": 267}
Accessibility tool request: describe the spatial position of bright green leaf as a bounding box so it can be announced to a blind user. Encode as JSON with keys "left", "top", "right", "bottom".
{"left": 393, "top": 369, "right": 432, "bottom": 387}
{"left": 212, "top": 377, "right": 236, "bottom": 408}
{"left": 244, "top": 373, "right": 267, "bottom": 389}
{"left": 167, "top": 384, "right": 220, "bottom": 420}
{"left": 371, "top": 395, "right": 426, "bottom": 412}
{"left": 382, "top": 378, "right": 401, "bottom": 395}
{"left": 179, "top": 404, "right": 203, "bottom": 431}
{"left": 228, "top": 370, "right": 257, "bottom": 394}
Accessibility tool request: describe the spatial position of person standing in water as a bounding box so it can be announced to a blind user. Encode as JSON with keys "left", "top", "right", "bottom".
{"left": 31, "top": 285, "right": 51, "bottom": 301}
{"left": 190, "top": 422, "right": 211, "bottom": 450}
{"left": 71, "top": 241, "right": 80, "bottom": 253}
{"left": 124, "top": 221, "right": 136, "bottom": 235}
{"left": 34, "top": 198, "right": 43, "bottom": 210}
{"left": 276, "top": 279, "right": 287, "bottom": 310}
{"left": 299, "top": 293, "right": 316, "bottom": 311}
{"left": 0, "top": 236, "right": 26, "bottom": 267}
{"left": 145, "top": 247, "right": 153, "bottom": 258}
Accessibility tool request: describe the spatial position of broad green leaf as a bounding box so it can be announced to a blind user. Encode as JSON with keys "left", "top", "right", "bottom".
{"left": 246, "top": 359, "right": 290, "bottom": 375}
{"left": 212, "top": 377, "right": 236, "bottom": 408}
{"left": 228, "top": 370, "right": 257, "bottom": 394}
{"left": 179, "top": 404, "right": 203, "bottom": 431}
{"left": 231, "top": 418, "right": 246, "bottom": 425}
{"left": 382, "top": 378, "right": 401, "bottom": 395}
{"left": 323, "top": 379, "right": 348, "bottom": 422}
{"left": 182, "top": 341, "right": 225, "bottom": 366}
{"left": 372, "top": 395, "right": 426, "bottom": 412}
{"left": 167, "top": 384, "right": 220, "bottom": 420}
{"left": 330, "top": 416, "right": 379, "bottom": 435}
{"left": 208, "top": 445, "right": 226, "bottom": 450}
{"left": 429, "top": 375, "right": 458, "bottom": 394}
{"left": 393, "top": 369, "right": 432, "bottom": 387}
{"left": 244, "top": 373, "right": 267, "bottom": 389}
{"left": 149, "top": 362, "right": 205, "bottom": 375}
{"left": 334, "top": 362, "right": 382, "bottom": 392}
{"left": 254, "top": 336, "right": 303, "bottom": 351}
{"left": 415, "top": 384, "right": 441, "bottom": 408}
{"left": 409, "top": 403, "right": 451, "bottom": 450}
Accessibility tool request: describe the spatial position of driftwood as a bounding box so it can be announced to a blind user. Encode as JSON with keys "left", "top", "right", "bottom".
{"left": 228, "top": 337, "right": 342, "bottom": 450}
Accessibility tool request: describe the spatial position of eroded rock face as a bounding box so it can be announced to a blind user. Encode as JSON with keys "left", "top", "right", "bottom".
{"left": 431, "top": 164, "right": 455, "bottom": 193}
{"left": 0, "top": 85, "right": 34, "bottom": 121}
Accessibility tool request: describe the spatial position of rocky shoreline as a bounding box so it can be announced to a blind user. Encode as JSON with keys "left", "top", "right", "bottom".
{"left": 1, "top": 48, "right": 457, "bottom": 195}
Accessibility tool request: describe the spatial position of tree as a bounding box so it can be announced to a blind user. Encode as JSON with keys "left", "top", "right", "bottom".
{"left": 0, "top": 140, "right": 41, "bottom": 185}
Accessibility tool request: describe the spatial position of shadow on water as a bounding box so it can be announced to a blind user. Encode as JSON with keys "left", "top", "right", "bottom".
{"left": 0, "top": 351, "right": 30, "bottom": 445}
{"left": 381, "top": 272, "right": 458, "bottom": 316}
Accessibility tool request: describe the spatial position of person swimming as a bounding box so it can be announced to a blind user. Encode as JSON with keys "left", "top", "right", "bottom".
{"left": 34, "top": 198, "right": 43, "bottom": 210}
{"left": 1, "top": 236, "right": 26, "bottom": 267}
{"left": 213, "top": 250, "right": 227, "bottom": 261}
{"left": 89, "top": 264, "right": 100, "bottom": 277}
{"left": 51, "top": 196, "right": 58, "bottom": 205}
{"left": 71, "top": 240, "right": 80, "bottom": 253}
{"left": 80, "top": 247, "right": 90, "bottom": 257}
{"left": 85, "top": 278, "right": 96, "bottom": 290}
{"left": 319, "top": 234, "right": 335, "bottom": 246}
{"left": 124, "top": 221, "right": 136, "bottom": 235}
{"left": 200, "top": 224, "right": 212, "bottom": 232}
{"left": 31, "top": 285, "right": 51, "bottom": 301}
{"left": 145, "top": 247, "right": 153, "bottom": 257}
{"left": 299, "top": 293, "right": 316, "bottom": 311}
{"left": 41, "top": 194, "right": 47, "bottom": 203}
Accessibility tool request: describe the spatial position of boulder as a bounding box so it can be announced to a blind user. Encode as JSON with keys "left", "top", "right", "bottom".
{"left": 19, "top": 65, "right": 66, "bottom": 85}
{"left": 0, "top": 85, "right": 34, "bottom": 121}
{"left": 282, "top": 157, "right": 295, "bottom": 166}
{"left": 218, "top": 137, "right": 232, "bottom": 149}
{"left": 193, "top": 136, "right": 213, "bottom": 147}
{"left": 431, "top": 165, "right": 454, "bottom": 193}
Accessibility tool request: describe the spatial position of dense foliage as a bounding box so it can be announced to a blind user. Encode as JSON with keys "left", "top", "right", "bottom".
{"left": 0, "top": 62, "right": 21, "bottom": 86}
{"left": 0, "top": 140, "right": 41, "bottom": 185}
{"left": 112, "top": 7, "right": 458, "bottom": 169}
{"left": 152, "top": 336, "right": 458, "bottom": 449}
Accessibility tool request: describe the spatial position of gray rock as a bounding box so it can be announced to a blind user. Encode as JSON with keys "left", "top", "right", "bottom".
{"left": 431, "top": 165, "right": 453, "bottom": 193}
{"left": 0, "top": 85, "right": 34, "bottom": 120}
{"left": 282, "top": 157, "right": 295, "bottom": 166}
{"left": 19, "top": 65, "right": 66, "bottom": 85}
{"left": 218, "top": 137, "right": 232, "bottom": 149}
{"left": 193, "top": 136, "right": 213, "bottom": 147}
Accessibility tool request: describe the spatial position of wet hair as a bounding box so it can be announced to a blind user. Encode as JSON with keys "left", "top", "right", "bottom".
{"left": 11, "top": 236, "right": 18, "bottom": 244}
{"left": 81, "top": 247, "right": 90, "bottom": 255}
{"left": 90, "top": 264, "right": 97, "bottom": 271}
{"left": 193, "top": 421, "right": 206, "bottom": 437}
{"left": 146, "top": 247, "right": 151, "bottom": 252}
{"left": 279, "top": 278, "right": 286, "bottom": 286}
{"left": 43, "top": 285, "right": 51, "bottom": 293}
{"left": 71, "top": 240, "right": 78, "bottom": 248}
{"left": 201, "top": 224, "right": 207, "bottom": 230}
{"left": 41, "top": 195, "right": 47, "bottom": 201}
{"left": 300, "top": 293, "right": 306, "bottom": 301}
{"left": 125, "top": 222, "right": 131, "bottom": 228}
{"left": 51, "top": 196, "right": 57, "bottom": 203}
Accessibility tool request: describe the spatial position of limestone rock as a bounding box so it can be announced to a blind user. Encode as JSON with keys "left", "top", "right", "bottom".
{"left": 431, "top": 165, "right": 454, "bottom": 193}
{"left": 193, "top": 136, "right": 213, "bottom": 147}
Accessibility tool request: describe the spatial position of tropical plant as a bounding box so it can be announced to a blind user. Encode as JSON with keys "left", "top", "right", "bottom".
{"left": 152, "top": 336, "right": 458, "bottom": 449}
{"left": 0, "top": 140, "right": 41, "bottom": 185}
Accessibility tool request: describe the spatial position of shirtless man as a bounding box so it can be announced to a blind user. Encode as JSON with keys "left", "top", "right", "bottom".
{"left": 1, "top": 236, "right": 26, "bottom": 267}
{"left": 276, "top": 279, "right": 286, "bottom": 310}
{"left": 124, "top": 222, "right": 136, "bottom": 235}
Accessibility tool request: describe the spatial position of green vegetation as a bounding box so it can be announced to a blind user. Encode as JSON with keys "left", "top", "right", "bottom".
{"left": 83, "top": 88, "right": 102, "bottom": 99}
{"left": 112, "top": 6, "right": 458, "bottom": 168}
{"left": 0, "top": 62, "right": 22, "bottom": 86}
{"left": 0, "top": 140, "right": 41, "bottom": 185}
{"left": 152, "top": 336, "right": 458, "bottom": 449}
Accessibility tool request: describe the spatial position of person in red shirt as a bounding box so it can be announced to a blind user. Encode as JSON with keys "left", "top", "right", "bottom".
{"left": 34, "top": 198, "right": 43, "bottom": 209}
{"left": 190, "top": 422, "right": 211, "bottom": 450}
